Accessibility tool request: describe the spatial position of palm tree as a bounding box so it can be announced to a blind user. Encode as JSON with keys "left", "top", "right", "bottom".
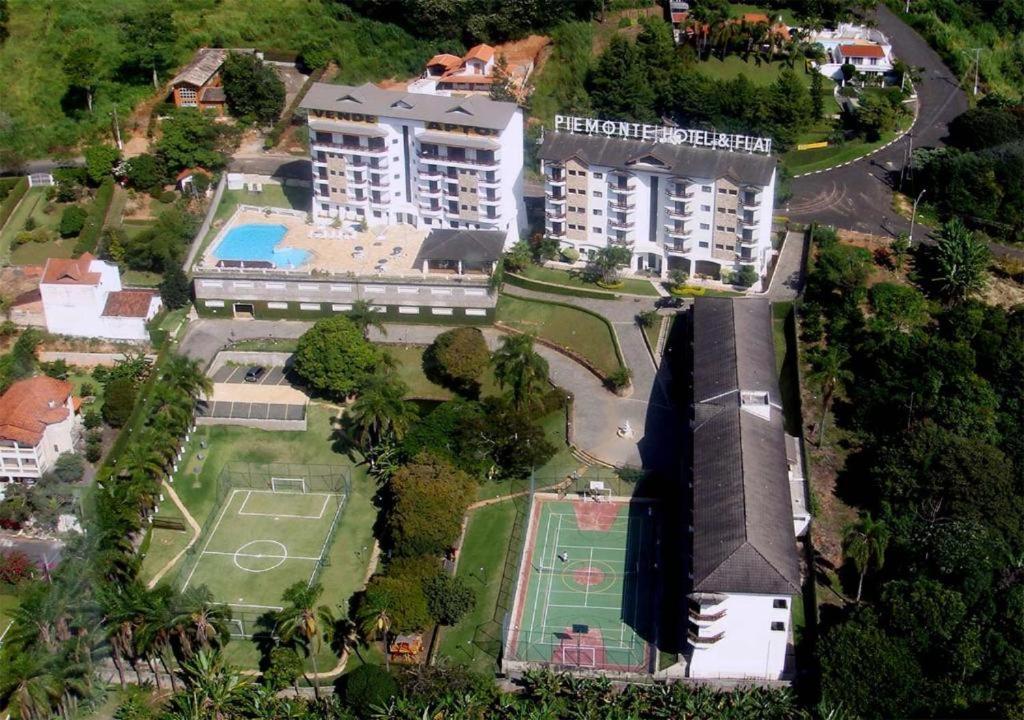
{"left": 491, "top": 334, "right": 549, "bottom": 410}
{"left": 98, "top": 581, "right": 150, "bottom": 689}
{"left": 275, "top": 582, "right": 333, "bottom": 699}
{"left": 807, "top": 344, "right": 852, "bottom": 447}
{"left": 137, "top": 585, "right": 180, "bottom": 692}
{"left": 357, "top": 591, "right": 394, "bottom": 673}
{"left": 347, "top": 373, "right": 418, "bottom": 450}
{"left": 933, "top": 218, "right": 990, "bottom": 304}
{"left": 842, "top": 513, "right": 890, "bottom": 602}
{"left": 0, "top": 651, "right": 63, "bottom": 720}
{"left": 163, "top": 354, "right": 213, "bottom": 402}
{"left": 348, "top": 299, "right": 387, "bottom": 339}
{"left": 173, "top": 587, "right": 232, "bottom": 658}
{"left": 173, "top": 650, "right": 251, "bottom": 720}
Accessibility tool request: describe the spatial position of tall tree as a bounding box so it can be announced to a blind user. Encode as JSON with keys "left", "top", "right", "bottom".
{"left": 346, "top": 299, "right": 386, "bottom": 339}
{"left": 932, "top": 219, "right": 990, "bottom": 305}
{"left": 356, "top": 589, "right": 393, "bottom": 672}
{"left": 347, "top": 372, "right": 418, "bottom": 449}
{"left": 636, "top": 18, "right": 680, "bottom": 113}
{"left": 588, "top": 36, "right": 656, "bottom": 123}
{"left": 221, "top": 53, "right": 286, "bottom": 125}
{"left": 159, "top": 264, "right": 192, "bottom": 310}
{"left": 807, "top": 344, "right": 852, "bottom": 446}
{"left": 293, "top": 316, "right": 385, "bottom": 400}
{"left": 842, "top": 513, "right": 889, "bottom": 602}
{"left": 488, "top": 54, "right": 517, "bottom": 103}
{"left": 62, "top": 37, "right": 103, "bottom": 112}
{"left": 491, "top": 333, "right": 549, "bottom": 410}
{"left": 276, "top": 582, "right": 333, "bottom": 700}
{"left": 119, "top": 6, "right": 178, "bottom": 88}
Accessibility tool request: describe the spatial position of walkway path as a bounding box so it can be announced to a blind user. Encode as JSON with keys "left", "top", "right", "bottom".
{"left": 146, "top": 482, "right": 201, "bottom": 588}
{"left": 767, "top": 231, "right": 806, "bottom": 300}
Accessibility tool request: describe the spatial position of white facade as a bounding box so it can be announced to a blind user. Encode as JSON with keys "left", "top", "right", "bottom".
{"left": 809, "top": 23, "right": 894, "bottom": 80}
{"left": 0, "top": 415, "right": 74, "bottom": 484}
{"left": 688, "top": 593, "right": 794, "bottom": 680}
{"left": 302, "top": 83, "right": 526, "bottom": 247}
{"left": 0, "top": 379, "right": 76, "bottom": 485}
{"left": 540, "top": 131, "right": 776, "bottom": 288}
{"left": 39, "top": 255, "right": 162, "bottom": 342}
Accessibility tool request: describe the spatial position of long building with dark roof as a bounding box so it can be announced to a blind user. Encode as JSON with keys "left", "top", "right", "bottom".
{"left": 688, "top": 296, "right": 800, "bottom": 680}
{"left": 539, "top": 126, "right": 777, "bottom": 290}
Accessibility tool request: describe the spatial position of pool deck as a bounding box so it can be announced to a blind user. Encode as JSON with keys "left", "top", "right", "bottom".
{"left": 197, "top": 207, "right": 431, "bottom": 277}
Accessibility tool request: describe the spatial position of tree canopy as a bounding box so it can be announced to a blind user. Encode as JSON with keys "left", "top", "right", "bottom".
{"left": 293, "top": 316, "right": 386, "bottom": 400}
{"left": 221, "top": 52, "right": 285, "bottom": 125}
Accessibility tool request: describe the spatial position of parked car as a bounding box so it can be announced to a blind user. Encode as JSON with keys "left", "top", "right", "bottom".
{"left": 244, "top": 366, "right": 266, "bottom": 383}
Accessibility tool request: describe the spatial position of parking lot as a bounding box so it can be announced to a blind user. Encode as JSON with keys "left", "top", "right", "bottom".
{"left": 211, "top": 365, "right": 291, "bottom": 386}
{"left": 197, "top": 400, "right": 306, "bottom": 422}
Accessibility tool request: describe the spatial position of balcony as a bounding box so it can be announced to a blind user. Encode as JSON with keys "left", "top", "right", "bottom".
{"left": 479, "top": 195, "right": 502, "bottom": 205}
{"left": 740, "top": 214, "right": 759, "bottom": 229}
{"left": 368, "top": 178, "right": 389, "bottom": 189}
{"left": 609, "top": 181, "right": 637, "bottom": 194}
{"left": 545, "top": 166, "right": 565, "bottom": 183}
{"left": 609, "top": 235, "right": 634, "bottom": 247}
{"left": 478, "top": 175, "right": 501, "bottom": 188}
{"left": 666, "top": 204, "right": 692, "bottom": 220}
{"left": 666, "top": 184, "right": 695, "bottom": 201}
{"left": 664, "top": 224, "right": 692, "bottom": 240}
{"left": 738, "top": 233, "right": 758, "bottom": 246}
{"left": 608, "top": 217, "right": 634, "bottom": 231}
{"left": 546, "top": 226, "right": 567, "bottom": 238}
{"left": 547, "top": 209, "right": 566, "bottom": 220}
{"left": 688, "top": 606, "right": 727, "bottom": 623}
{"left": 418, "top": 167, "right": 442, "bottom": 180}
{"left": 347, "top": 177, "right": 368, "bottom": 188}
{"left": 313, "top": 140, "right": 388, "bottom": 156}
{"left": 369, "top": 197, "right": 387, "bottom": 208}
{"left": 417, "top": 185, "right": 442, "bottom": 197}
{"left": 688, "top": 629, "right": 725, "bottom": 645}
{"left": 665, "top": 241, "right": 690, "bottom": 254}
{"left": 418, "top": 151, "right": 498, "bottom": 168}
{"left": 608, "top": 200, "right": 635, "bottom": 212}
{"left": 419, "top": 202, "right": 443, "bottom": 214}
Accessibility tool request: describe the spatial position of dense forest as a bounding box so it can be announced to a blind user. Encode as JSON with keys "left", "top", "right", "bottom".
{"left": 802, "top": 225, "right": 1024, "bottom": 718}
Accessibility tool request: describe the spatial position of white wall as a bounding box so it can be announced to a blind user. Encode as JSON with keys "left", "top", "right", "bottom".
{"left": 689, "top": 593, "right": 793, "bottom": 680}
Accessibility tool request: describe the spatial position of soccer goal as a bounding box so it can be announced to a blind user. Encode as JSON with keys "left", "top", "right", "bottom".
{"left": 271, "top": 477, "right": 307, "bottom": 494}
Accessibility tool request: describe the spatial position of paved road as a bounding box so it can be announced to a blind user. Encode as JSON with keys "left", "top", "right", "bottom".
{"left": 180, "top": 319, "right": 312, "bottom": 368}
{"left": 767, "top": 230, "right": 807, "bottom": 300}
{"left": 787, "top": 3, "right": 969, "bottom": 238}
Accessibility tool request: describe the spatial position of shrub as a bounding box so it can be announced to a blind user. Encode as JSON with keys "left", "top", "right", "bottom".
{"left": 0, "top": 550, "right": 36, "bottom": 584}
{"left": 53, "top": 453, "right": 85, "bottom": 483}
{"left": 159, "top": 190, "right": 177, "bottom": 204}
{"left": 85, "top": 442, "right": 103, "bottom": 463}
{"left": 42, "top": 359, "right": 69, "bottom": 380}
{"left": 386, "top": 453, "right": 477, "bottom": 557}
{"left": 124, "top": 154, "right": 166, "bottom": 191}
{"left": 79, "top": 381, "right": 97, "bottom": 398}
{"left": 636, "top": 309, "right": 658, "bottom": 328}
{"left": 159, "top": 265, "right": 192, "bottom": 309}
{"left": 604, "top": 366, "right": 632, "bottom": 391}
{"left": 735, "top": 265, "right": 759, "bottom": 288}
{"left": 263, "top": 647, "right": 303, "bottom": 692}
{"left": 23, "top": 217, "right": 36, "bottom": 232}
{"left": 55, "top": 181, "right": 78, "bottom": 203}
{"left": 617, "top": 16, "right": 632, "bottom": 27}
{"left": 83, "top": 409, "right": 102, "bottom": 430}
{"left": 342, "top": 665, "right": 398, "bottom": 716}
{"left": 84, "top": 144, "right": 121, "bottom": 185}
{"left": 423, "top": 574, "right": 476, "bottom": 625}
{"left": 361, "top": 572, "right": 431, "bottom": 632}
{"left": 59, "top": 205, "right": 87, "bottom": 237}
{"left": 561, "top": 247, "right": 580, "bottom": 263}
{"left": 293, "top": 316, "right": 385, "bottom": 400}
{"left": 101, "top": 376, "right": 137, "bottom": 427}
{"left": 424, "top": 327, "right": 489, "bottom": 395}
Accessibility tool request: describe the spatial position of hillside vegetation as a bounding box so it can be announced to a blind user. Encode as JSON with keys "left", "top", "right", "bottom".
{"left": 0, "top": 0, "right": 447, "bottom": 161}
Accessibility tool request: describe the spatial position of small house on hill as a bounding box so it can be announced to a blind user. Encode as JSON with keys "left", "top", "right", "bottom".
{"left": 170, "top": 47, "right": 262, "bottom": 115}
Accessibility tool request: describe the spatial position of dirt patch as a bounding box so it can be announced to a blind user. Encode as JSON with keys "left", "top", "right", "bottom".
{"left": 981, "top": 274, "right": 1024, "bottom": 309}
{"left": 837, "top": 229, "right": 915, "bottom": 288}
{"left": 0, "top": 266, "right": 44, "bottom": 301}
{"left": 592, "top": 7, "right": 661, "bottom": 55}
{"left": 122, "top": 193, "right": 164, "bottom": 222}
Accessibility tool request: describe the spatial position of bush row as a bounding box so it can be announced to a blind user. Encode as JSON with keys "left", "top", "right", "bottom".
{"left": 0, "top": 177, "right": 29, "bottom": 234}
{"left": 73, "top": 178, "right": 115, "bottom": 256}
{"left": 503, "top": 271, "right": 620, "bottom": 300}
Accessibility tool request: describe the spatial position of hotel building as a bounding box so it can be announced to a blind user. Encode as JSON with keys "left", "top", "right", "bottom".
{"left": 539, "top": 119, "right": 777, "bottom": 288}
{"left": 688, "top": 297, "right": 800, "bottom": 680}
{"left": 300, "top": 83, "right": 526, "bottom": 244}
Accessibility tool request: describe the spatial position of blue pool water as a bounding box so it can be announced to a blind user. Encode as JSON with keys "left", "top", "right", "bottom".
{"left": 213, "top": 224, "right": 310, "bottom": 268}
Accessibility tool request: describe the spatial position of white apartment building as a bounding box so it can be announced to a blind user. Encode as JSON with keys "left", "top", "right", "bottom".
{"left": 0, "top": 376, "right": 77, "bottom": 486}
{"left": 300, "top": 83, "right": 526, "bottom": 245}
{"left": 689, "top": 297, "right": 800, "bottom": 680}
{"left": 539, "top": 117, "right": 777, "bottom": 288}
{"left": 38, "top": 254, "right": 162, "bottom": 342}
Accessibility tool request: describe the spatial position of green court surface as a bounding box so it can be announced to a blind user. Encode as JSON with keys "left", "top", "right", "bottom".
{"left": 506, "top": 497, "right": 657, "bottom": 672}
{"left": 181, "top": 488, "right": 346, "bottom": 619}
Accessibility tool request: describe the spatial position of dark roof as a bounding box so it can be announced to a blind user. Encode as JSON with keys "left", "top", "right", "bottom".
{"left": 690, "top": 297, "right": 800, "bottom": 596}
{"left": 415, "top": 229, "right": 506, "bottom": 265}
{"left": 200, "top": 86, "right": 227, "bottom": 103}
{"left": 540, "top": 131, "right": 776, "bottom": 187}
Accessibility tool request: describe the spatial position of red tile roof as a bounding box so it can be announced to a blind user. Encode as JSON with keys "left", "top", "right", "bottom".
{"left": 41, "top": 254, "right": 100, "bottom": 286}
{"left": 839, "top": 43, "right": 885, "bottom": 58}
{"left": 426, "top": 53, "right": 463, "bottom": 72}
{"left": 464, "top": 44, "right": 495, "bottom": 63}
{"left": 437, "top": 75, "right": 496, "bottom": 86}
{"left": 101, "top": 289, "right": 157, "bottom": 318}
{"left": 175, "top": 167, "right": 213, "bottom": 182}
{"left": 0, "top": 376, "right": 72, "bottom": 446}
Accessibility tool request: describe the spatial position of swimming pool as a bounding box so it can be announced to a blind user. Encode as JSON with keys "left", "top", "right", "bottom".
{"left": 213, "top": 223, "right": 310, "bottom": 268}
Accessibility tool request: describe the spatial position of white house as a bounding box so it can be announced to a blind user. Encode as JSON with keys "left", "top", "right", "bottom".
{"left": 411, "top": 44, "right": 501, "bottom": 96}
{"left": 300, "top": 82, "right": 526, "bottom": 246}
{"left": 0, "top": 376, "right": 78, "bottom": 486}
{"left": 809, "top": 23, "right": 894, "bottom": 80}
{"left": 38, "top": 254, "right": 162, "bottom": 342}
{"left": 539, "top": 116, "right": 777, "bottom": 289}
{"left": 689, "top": 297, "right": 801, "bottom": 681}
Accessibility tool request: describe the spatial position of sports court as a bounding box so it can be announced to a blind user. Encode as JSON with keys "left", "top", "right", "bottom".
{"left": 505, "top": 494, "right": 658, "bottom": 673}
{"left": 180, "top": 472, "right": 347, "bottom": 625}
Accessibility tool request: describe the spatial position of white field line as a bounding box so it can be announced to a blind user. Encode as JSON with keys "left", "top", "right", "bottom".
{"left": 527, "top": 508, "right": 556, "bottom": 646}
{"left": 540, "top": 513, "right": 564, "bottom": 645}
{"left": 584, "top": 547, "right": 594, "bottom": 608}
{"left": 307, "top": 491, "right": 347, "bottom": 585}
{"left": 182, "top": 488, "right": 241, "bottom": 590}
{"left": 203, "top": 550, "right": 323, "bottom": 561}
{"left": 236, "top": 492, "right": 330, "bottom": 519}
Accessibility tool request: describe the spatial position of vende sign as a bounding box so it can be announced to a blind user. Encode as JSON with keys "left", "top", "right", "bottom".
{"left": 554, "top": 114, "right": 772, "bottom": 155}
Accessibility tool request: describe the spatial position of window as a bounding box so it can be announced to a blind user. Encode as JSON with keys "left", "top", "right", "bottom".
{"left": 431, "top": 307, "right": 454, "bottom": 315}
{"left": 773, "top": 599, "right": 788, "bottom": 609}
{"left": 300, "top": 303, "right": 320, "bottom": 311}
{"left": 718, "top": 188, "right": 727, "bottom": 194}
{"left": 373, "top": 211, "right": 381, "bottom": 218}
{"left": 298, "top": 283, "right": 318, "bottom": 291}
{"left": 465, "top": 308, "right": 487, "bottom": 316}
{"left": 464, "top": 288, "right": 486, "bottom": 297}
{"left": 716, "top": 225, "right": 726, "bottom": 232}
{"left": 771, "top": 622, "right": 785, "bottom": 632}
{"left": 593, "top": 227, "right": 603, "bottom": 234}
{"left": 365, "top": 285, "right": 386, "bottom": 294}
{"left": 593, "top": 190, "right": 603, "bottom": 198}
{"left": 398, "top": 306, "right": 419, "bottom": 314}
{"left": 232, "top": 281, "right": 254, "bottom": 289}
{"left": 265, "top": 282, "right": 286, "bottom": 290}
{"left": 700, "top": 222, "right": 710, "bottom": 230}
{"left": 397, "top": 286, "right": 419, "bottom": 294}
{"left": 199, "top": 280, "right": 222, "bottom": 288}
{"left": 204, "top": 300, "right": 225, "bottom": 308}
{"left": 593, "top": 172, "right": 603, "bottom": 179}
{"left": 267, "top": 302, "right": 288, "bottom": 310}
{"left": 701, "top": 204, "right": 711, "bottom": 212}
{"left": 330, "top": 284, "right": 353, "bottom": 292}
{"left": 332, "top": 304, "right": 353, "bottom": 312}
{"left": 593, "top": 208, "right": 603, "bottom": 216}
{"left": 701, "top": 185, "right": 712, "bottom": 192}
{"left": 430, "top": 288, "right": 453, "bottom": 296}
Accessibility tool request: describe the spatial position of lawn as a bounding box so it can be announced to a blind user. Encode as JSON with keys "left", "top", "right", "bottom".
{"left": 435, "top": 499, "right": 520, "bottom": 673}
{"left": 1, "top": 188, "right": 85, "bottom": 266}
{"left": 67, "top": 370, "right": 104, "bottom": 415}
{"left": 122, "top": 270, "right": 162, "bottom": 287}
{"left": 518, "top": 265, "right": 660, "bottom": 297}
{"left": 0, "top": 591, "right": 21, "bottom": 631}
{"left": 385, "top": 344, "right": 501, "bottom": 401}
{"left": 141, "top": 403, "right": 376, "bottom": 671}
{"left": 783, "top": 112, "right": 913, "bottom": 175}
{"left": 496, "top": 295, "right": 622, "bottom": 376}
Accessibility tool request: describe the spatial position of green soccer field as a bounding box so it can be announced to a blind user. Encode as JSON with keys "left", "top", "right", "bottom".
{"left": 181, "top": 488, "right": 347, "bottom": 617}
{"left": 506, "top": 496, "right": 657, "bottom": 672}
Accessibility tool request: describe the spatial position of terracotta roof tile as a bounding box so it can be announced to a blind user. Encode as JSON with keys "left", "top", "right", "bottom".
{"left": 426, "top": 54, "right": 463, "bottom": 72}
{"left": 41, "top": 254, "right": 100, "bottom": 286}
{"left": 464, "top": 44, "right": 495, "bottom": 63}
{"left": 0, "top": 376, "right": 72, "bottom": 446}
{"left": 101, "top": 290, "right": 157, "bottom": 318}
{"left": 839, "top": 43, "right": 885, "bottom": 58}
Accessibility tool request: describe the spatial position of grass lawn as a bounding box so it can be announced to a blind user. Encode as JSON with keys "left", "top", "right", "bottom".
{"left": 228, "top": 338, "right": 302, "bottom": 353}
{"left": 9, "top": 236, "right": 76, "bottom": 265}
{"left": 1, "top": 188, "right": 88, "bottom": 266}
{"left": 783, "top": 112, "right": 913, "bottom": 175}
{"left": 435, "top": 499, "right": 519, "bottom": 673}
{"left": 122, "top": 270, "right": 162, "bottom": 287}
{"left": 68, "top": 370, "right": 104, "bottom": 414}
{"left": 518, "top": 265, "right": 660, "bottom": 297}
{"left": 771, "top": 302, "right": 802, "bottom": 437}
{"left": 496, "top": 295, "right": 622, "bottom": 376}
{"left": 0, "top": 591, "right": 21, "bottom": 629}
{"left": 386, "top": 344, "right": 500, "bottom": 401}
{"left": 120, "top": 220, "right": 155, "bottom": 239}
{"left": 141, "top": 403, "right": 376, "bottom": 671}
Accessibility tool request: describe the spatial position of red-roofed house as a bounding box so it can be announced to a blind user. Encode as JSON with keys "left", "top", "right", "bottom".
{"left": 809, "top": 23, "right": 894, "bottom": 80}
{"left": 0, "top": 377, "right": 77, "bottom": 485}
{"left": 38, "top": 254, "right": 162, "bottom": 342}
{"left": 412, "top": 44, "right": 511, "bottom": 96}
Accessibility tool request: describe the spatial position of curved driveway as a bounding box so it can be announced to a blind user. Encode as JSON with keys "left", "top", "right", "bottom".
{"left": 787, "top": 3, "right": 968, "bottom": 237}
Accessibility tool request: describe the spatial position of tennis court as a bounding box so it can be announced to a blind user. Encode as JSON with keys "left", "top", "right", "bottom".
{"left": 504, "top": 495, "right": 658, "bottom": 673}
{"left": 180, "top": 479, "right": 347, "bottom": 625}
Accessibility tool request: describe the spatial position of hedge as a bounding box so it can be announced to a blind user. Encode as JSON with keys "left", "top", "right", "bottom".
{"left": 503, "top": 272, "right": 621, "bottom": 300}
{"left": 0, "top": 176, "right": 29, "bottom": 233}
{"left": 73, "top": 178, "right": 115, "bottom": 256}
{"left": 265, "top": 66, "right": 326, "bottom": 149}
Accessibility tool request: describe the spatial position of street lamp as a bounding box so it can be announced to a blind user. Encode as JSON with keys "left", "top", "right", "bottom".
{"left": 909, "top": 188, "right": 926, "bottom": 243}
